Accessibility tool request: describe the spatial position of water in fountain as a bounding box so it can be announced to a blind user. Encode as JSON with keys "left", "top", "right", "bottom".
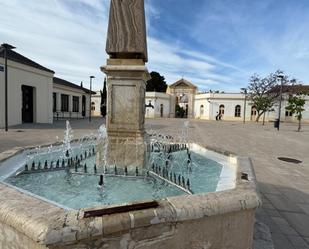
{"left": 1, "top": 120, "right": 228, "bottom": 209}
{"left": 63, "top": 120, "right": 74, "bottom": 158}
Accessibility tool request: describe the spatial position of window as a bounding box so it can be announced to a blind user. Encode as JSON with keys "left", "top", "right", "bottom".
{"left": 160, "top": 104, "right": 164, "bottom": 117}
{"left": 61, "top": 94, "right": 69, "bottom": 112}
{"left": 73, "top": 96, "right": 79, "bottom": 112}
{"left": 235, "top": 105, "right": 241, "bottom": 117}
{"left": 285, "top": 110, "right": 292, "bottom": 117}
{"left": 91, "top": 102, "right": 96, "bottom": 111}
{"left": 53, "top": 93, "right": 57, "bottom": 112}
{"left": 219, "top": 105, "right": 225, "bottom": 115}
{"left": 251, "top": 106, "right": 257, "bottom": 116}
{"left": 200, "top": 105, "right": 204, "bottom": 116}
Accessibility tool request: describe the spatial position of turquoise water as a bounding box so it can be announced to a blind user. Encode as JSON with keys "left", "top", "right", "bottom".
{"left": 3, "top": 145, "right": 223, "bottom": 209}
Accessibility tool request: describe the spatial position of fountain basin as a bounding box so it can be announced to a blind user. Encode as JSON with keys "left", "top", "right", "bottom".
{"left": 0, "top": 143, "right": 260, "bottom": 249}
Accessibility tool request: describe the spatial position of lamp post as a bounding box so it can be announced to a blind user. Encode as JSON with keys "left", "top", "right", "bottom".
{"left": 1, "top": 43, "right": 16, "bottom": 132}
{"left": 241, "top": 88, "right": 247, "bottom": 124}
{"left": 89, "top": 76, "right": 95, "bottom": 122}
{"left": 276, "top": 74, "right": 284, "bottom": 131}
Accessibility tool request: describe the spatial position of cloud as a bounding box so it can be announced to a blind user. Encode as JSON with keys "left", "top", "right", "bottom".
{"left": 3, "top": 0, "right": 307, "bottom": 93}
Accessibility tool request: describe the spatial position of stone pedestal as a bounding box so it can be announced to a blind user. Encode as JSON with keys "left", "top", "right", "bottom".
{"left": 99, "top": 59, "right": 150, "bottom": 169}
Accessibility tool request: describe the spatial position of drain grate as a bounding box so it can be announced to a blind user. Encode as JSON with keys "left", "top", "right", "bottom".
{"left": 278, "top": 157, "right": 302, "bottom": 164}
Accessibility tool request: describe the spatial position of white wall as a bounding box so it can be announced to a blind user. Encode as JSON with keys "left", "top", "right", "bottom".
{"left": 0, "top": 59, "right": 53, "bottom": 128}
{"left": 194, "top": 93, "right": 252, "bottom": 121}
{"left": 145, "top": 92, "right": 171, "bottom": 118}
{"left": 53, "top": 84, "right": 91, "bottom": 119}
{"left": 92, "top": 92, "right": 101, "bottom": 117}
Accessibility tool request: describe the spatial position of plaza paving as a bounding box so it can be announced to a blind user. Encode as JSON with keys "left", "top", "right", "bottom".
{"left": 1, "top": 118, "right": 309, "bottom": 249}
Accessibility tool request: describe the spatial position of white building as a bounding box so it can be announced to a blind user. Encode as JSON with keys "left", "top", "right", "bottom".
{"left": 53, "top": 77, "right": 94, "bottom": 120}
{"left": 91, "top": 91, "right": 102, "bottom": 117}
{"left": 0, "top": 47, "right": 94, "bottom": 128}
{"left": 145, "top": 78, "right": 309, "bottom": 123}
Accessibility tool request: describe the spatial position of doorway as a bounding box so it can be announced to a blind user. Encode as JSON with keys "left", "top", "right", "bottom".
{"left": 22, "top": 85, "right": 34, "bottom": 123}
{"left": 82, "top": 95, "right": 86, "bottom": 117}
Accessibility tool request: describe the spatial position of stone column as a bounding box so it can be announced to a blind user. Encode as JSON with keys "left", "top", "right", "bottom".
{"left": 97, "top": 0, "right": 150, "bottom": 170}
{"left": 56, "top": 92, "right": 61, "bottom": 112}
{"left": 100, "top": 59, "right": 150, "bottom": 169}
{"left": 69, "top": 95, "right": 73, "bottom": 113}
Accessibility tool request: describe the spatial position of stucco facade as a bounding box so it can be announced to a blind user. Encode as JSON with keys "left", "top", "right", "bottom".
{"left": 0, "top": 58, "right": 54, "bottom": 128}
{"left": 144, "top": 79, "right": 309, "bottom": 123}
{"left": 0, "top": 50, "right": 93, "bottom": 128}
{"left": 145, "top": 92, "right": 172, "bottom": 118}
{"left": 53, "top": 83, "right": 91, "bottom": 120}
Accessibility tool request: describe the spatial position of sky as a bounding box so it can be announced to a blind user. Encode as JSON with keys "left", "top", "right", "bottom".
{"left": 1, "top": 0, "right": 309, "bottom": 92}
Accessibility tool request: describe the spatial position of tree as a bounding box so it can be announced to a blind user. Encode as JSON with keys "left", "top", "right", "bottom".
{"left": 247, "top": 70, "right": 292, "bottom": 122}
{"left": 100, "top": 78, "right": 107, "bottom": 117}
{"left": 146, "top": 71, "right": 167, "bottom": 92}
{"left": 286, "top": 93, "right": 307, "bottom": 132}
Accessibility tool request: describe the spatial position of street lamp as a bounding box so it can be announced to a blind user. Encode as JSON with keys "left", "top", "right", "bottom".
{"left": 89, "top": 76, "right": 95, "bottom": 122}
{"left": 240, "top": 88, "right": 247, "bottom": 124}
{"left": 276, "top": 73, "right": 284, "bottom": 131}
{"left": 1, "top": 43, "right": 16, "bottom": 132}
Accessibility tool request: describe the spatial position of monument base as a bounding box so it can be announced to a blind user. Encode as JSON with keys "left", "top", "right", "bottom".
{"left": 98, "top": 59, "right": 150, "bottom": 170}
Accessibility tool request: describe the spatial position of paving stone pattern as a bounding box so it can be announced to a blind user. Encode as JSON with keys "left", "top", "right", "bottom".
{"left": 1, "top": 118, "right": 309, "bottom": 249}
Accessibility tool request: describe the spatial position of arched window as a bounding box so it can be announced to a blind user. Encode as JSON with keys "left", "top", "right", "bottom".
{"left": 200, "top": 105, "right": 204, "bottom": 116}
{"left": 91, "top": 101, "right": 95, "bottom": 111}
{"left": 251, "top": 106, "right": 257, "bottom": 116}
{"left": 251, "top": 106, "right": 257, "bottom": 121}
{"left": 235, "top": 105, "right": 241, "bottom": 117}
{"left": 285, "top": 110, "right": 292, "bottom": 117}
{"left": 219, "top": 105, "right": 225, "bottom": 115}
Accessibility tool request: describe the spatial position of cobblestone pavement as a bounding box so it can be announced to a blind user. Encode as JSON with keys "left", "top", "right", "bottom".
{"left": 1, "top": 118, "right": 309, "bottom": 249}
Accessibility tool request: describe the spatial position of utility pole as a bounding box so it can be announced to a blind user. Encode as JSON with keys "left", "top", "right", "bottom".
{"left": 241, "top": 88, "right": 247, "bottom": 124}
{"left": 89, "top": 76, "right": 95, "bottom": 122}
{"left": 277, "top": 74, "right": 284, "bottom": 131}
{"left": 1, "top": 43, "right": 16, "bottom": 131}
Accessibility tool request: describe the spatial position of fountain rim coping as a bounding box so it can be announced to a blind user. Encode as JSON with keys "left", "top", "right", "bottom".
{"left": 0, "top": 143, "right": 261, "bottom": 247}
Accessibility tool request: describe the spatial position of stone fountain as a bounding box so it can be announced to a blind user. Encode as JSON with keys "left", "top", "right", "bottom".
{"left": 0, "top": 1, "right": 261, "bottom": 249}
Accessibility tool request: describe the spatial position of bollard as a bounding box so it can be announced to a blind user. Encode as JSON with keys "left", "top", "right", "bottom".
{"left": 31, "top": 162, "right": 35, "bottom": 171}
{"left": 114, "top": 166, "right": 118, "bottom": 175}
{"left": 94, "top": 164, "right": 97, "bottom": 174}
{"left": 182, "top": 176, "right": 185, "bottom": 187}
{"left": 56, "top": 160, "right": 60, "bottom": 168}
{"left": 186, "top": 179, "right": 190, "bottom": 190}
{"left": 62, "top": 159, "right": 65, "bottom": 168}
{"left": 124, "top": 166, "right": 128, "bottom": 176}
{"left": 136, "top": 167, "right": 139, "bottom": 176}
{"left": 98, "top": 175, "right": 104, "bottom": 186}
{"left": 44, "top": 160, "right": 48, "bottom": 169}
{"left": 84, "top": 164, "right": 87, "bottom": 173}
